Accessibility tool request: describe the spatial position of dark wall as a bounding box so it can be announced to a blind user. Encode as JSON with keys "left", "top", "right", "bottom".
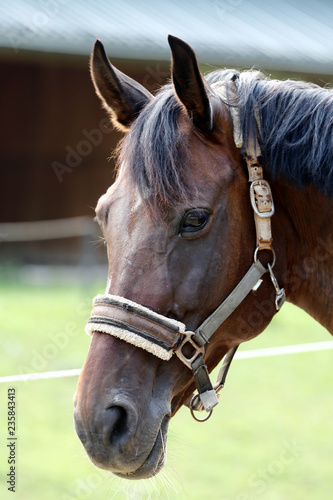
{"left": 0, "top": 53, "right": 168, "bottom": 223}
{"left": 0, "top": 51, "right": 170, "bottom": 265}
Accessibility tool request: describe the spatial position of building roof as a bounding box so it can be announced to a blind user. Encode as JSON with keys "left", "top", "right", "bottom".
{"left": 1, "top": 0, "right": 333, "bottom": 74}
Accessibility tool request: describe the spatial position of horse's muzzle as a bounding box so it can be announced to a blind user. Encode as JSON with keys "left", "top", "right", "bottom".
{"left": 73, "top": 334, "right": 172, "bottom": 478}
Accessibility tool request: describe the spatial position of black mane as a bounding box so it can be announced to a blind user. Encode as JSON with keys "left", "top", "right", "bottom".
{"left": 210, "top": 69, "right": 333, "bottom": 194}
{"left": 118, "top": 69, "right": 333, "bottom": 209}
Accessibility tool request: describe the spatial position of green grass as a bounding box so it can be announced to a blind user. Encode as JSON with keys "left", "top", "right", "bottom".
{"left": 0, "top": 280, "right": 332, "bottom": 500}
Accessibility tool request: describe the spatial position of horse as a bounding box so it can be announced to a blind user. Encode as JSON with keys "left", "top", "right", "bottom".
{"left": 74, "top": 35, "right": 333, "bottom": 479}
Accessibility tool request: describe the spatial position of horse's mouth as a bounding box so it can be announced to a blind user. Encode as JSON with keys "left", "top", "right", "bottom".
{"left": 114, "top": 415, "right": 170, "bottom": 480}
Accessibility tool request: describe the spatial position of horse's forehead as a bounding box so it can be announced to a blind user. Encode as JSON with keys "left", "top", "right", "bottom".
{"left": 96, "top": 116, "right": 239, "bottom": 224}
{"left": 95, "top": 184, "right": 114, "bottom": 218}
{"left": 96, "top": 173, "right": 146, "bottom": 224}
{"left": 96, "top": 176, "right": 128, "bottom": 217}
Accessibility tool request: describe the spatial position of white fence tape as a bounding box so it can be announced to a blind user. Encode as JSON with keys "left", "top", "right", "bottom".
{"left": 1, "top": 340, "right": 332, "bottom": 384}
{"left": 235, "top": 339, "right": 333, "bottom": 359}
{"left": 0, "top": 216, "right": 96, "bottom": 242}
{"left": 0, "top": 369, "right": 82, "bottom": 384}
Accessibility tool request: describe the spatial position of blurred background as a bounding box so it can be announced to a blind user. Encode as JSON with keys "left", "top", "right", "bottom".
{"left": 1, "top": 1, "right": 333, "bottom": 499}
{"left": 1, "top": 0, "right": 333, "bottom": 279}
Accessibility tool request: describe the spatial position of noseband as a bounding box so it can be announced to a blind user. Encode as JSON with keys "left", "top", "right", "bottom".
{"left": 85, "top": 95, "right": 286, "bottom": 421}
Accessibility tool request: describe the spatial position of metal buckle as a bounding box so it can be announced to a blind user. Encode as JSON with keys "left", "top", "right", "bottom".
{"left": 254, "top": 246, "right": 276, "bottom": 268}
{"left": 250, "top": 180, "right": 275, "bottom": 218}
{"left": 174, "top": 331, "right": 205, "bottom": 370}
{"left": 190, "top": 394, "right": 214, "bottom": 422}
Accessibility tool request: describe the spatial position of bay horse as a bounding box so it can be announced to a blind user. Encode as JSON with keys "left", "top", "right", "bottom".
{"left": 74, "top": 35, "right": 333, "bottom": 479}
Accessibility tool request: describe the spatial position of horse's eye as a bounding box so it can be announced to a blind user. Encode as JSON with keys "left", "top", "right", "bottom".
{"left": 180, "top": 209, "right": 210, "bottom": 233}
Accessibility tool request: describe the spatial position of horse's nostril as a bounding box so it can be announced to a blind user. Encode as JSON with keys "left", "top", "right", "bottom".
{"left": 102, "top": 402, "right": 137, "bottom": 448}
{"left": 107, "top": 406, "right": 127, "bottom": 442}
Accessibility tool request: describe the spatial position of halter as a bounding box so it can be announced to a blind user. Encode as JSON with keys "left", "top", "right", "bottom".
{"left": 85, "top": 94, "right": 286, "bottom": 422}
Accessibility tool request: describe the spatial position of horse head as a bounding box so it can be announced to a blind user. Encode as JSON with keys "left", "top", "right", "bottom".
{"left": 74, "top": 36, "right": 287, "bottom": 478}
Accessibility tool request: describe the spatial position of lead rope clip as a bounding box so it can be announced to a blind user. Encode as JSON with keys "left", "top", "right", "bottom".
{"left": 267, "top": 263, "right": 286, "bottom": 311}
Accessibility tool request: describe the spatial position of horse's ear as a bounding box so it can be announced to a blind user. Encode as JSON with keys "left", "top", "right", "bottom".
{"left": 168, "top": 35, "right": 212, "bottom": 131}
{"left": 90, "top": 40, "right": 153, "bottom": 131}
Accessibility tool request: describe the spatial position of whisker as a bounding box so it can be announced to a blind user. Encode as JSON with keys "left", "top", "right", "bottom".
{"left": 159, "top": 469, "right": 178, "bottom": 495}
{"left": 90, "top": 236, "right": 107, "bottom": 248}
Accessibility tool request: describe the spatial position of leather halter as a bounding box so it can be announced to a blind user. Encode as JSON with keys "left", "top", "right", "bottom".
{"left": 85, "top": 96, "right": 286, "bottom": 421}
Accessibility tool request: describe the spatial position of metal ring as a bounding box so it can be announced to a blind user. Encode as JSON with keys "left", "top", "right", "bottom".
{"left": 254, "top": 246, "right": 276, "bottom": 269}
{"left": 189, "top": 394, "right": 213, "bottom": 422}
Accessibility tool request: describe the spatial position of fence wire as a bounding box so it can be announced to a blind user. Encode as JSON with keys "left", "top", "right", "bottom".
{"left": 1, "top": 340, "right": 332, "bottom": 383}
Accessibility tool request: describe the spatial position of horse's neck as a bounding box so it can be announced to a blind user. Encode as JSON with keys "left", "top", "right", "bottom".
{"left": 274, "top": 181, "right": 333, "bottom": 333}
